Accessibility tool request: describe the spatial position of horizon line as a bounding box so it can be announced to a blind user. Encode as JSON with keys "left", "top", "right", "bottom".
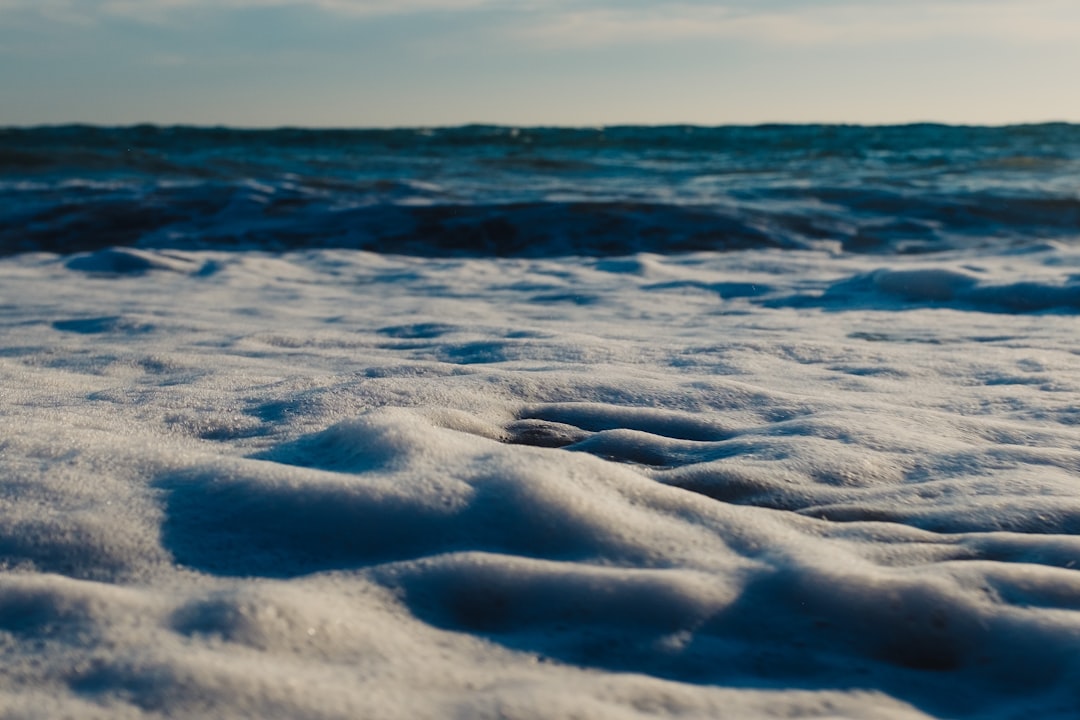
{"left": 4, "top": 119, "right": 1080, "bottom": 132}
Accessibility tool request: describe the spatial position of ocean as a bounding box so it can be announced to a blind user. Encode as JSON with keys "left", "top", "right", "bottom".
{"left": 1, "top": 124, "right": 1079, "bottom": 719}
{"left": 5, "top": 123, "right": 1080, "bottom": 259}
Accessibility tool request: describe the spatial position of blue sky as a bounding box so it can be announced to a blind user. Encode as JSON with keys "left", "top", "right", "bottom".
{"left": 2, "top": 0, "right": 1078, "bottom": 127}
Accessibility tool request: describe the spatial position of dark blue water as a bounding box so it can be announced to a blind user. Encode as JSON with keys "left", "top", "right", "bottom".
{"left": 3, "top": 124, "right": 1079, "bottom": 257}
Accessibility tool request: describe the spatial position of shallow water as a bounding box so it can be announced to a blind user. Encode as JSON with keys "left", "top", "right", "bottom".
{"left": 1, "top": 125, "right": 1080, "bottom": 718}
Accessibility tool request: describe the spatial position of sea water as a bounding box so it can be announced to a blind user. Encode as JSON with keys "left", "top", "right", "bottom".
{"left": 1, "top": 124, "right": 1079, "bottom": 719}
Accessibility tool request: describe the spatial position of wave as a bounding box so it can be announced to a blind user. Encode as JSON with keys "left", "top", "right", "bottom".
{"left": 3, "top": 193, "right": 1079, "bottom": 258}
{"left": 3, "top": 123, "right": 1080, "bottom": 257}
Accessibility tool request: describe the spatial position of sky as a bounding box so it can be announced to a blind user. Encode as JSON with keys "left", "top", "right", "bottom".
{"left": 1, "top": 0, "right": 1079, "bottom": 127}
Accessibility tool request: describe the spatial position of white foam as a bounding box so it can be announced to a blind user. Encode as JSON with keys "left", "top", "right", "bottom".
{"left": 2, "top": 246, "right": 1080, "bottom": 718}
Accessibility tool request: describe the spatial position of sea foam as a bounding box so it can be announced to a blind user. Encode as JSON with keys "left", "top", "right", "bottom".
{"left": 2, "top": 242, "right": 1080, "bottom": 718}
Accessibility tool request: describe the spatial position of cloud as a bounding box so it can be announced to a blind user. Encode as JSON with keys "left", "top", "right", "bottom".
{"left": 517, "top": 0, "right": 1080, "bottom": 49}
{"left": 4, "top": 0, "right": 1078, "bottom": 49}
{"left": 0, "top": 0, "right": 508, "bottom": 24}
